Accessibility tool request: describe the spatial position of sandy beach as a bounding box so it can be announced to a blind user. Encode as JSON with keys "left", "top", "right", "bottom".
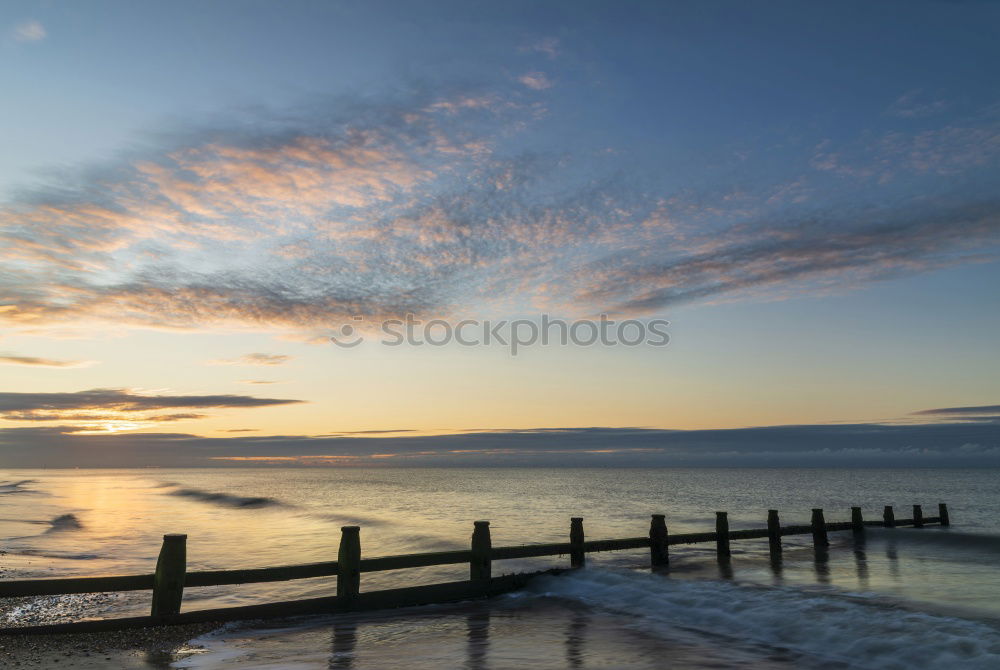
{"left": 0, "top": 623, "right": 218, "bottom": 669}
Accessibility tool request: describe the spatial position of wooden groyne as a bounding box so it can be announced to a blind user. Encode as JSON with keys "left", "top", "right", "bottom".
{"left": 0, "top": 503, "right": 950, "bottom": 635}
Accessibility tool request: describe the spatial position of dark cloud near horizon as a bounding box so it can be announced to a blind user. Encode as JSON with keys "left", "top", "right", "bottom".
{"left": 0, "top": 355, "right": 92, "bottom": 368}
{"left": 0, "top": 388, "right": 303, "bottom": 423}
{"left": 0, "top": 421, "right": 996, "bottom": 468}
{"left": 915, "top": 404, "right": 1000, "bottom": 416}
{"left": 1, "top": 411, "right": 207, "bottom": 422}
{"left": 322, "top": 429, "right": 418, "bottom": 435}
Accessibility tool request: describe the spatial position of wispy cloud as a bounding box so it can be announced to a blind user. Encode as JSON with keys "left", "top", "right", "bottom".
{"left": 1, "top": 87, "right": 998, "bottom": 338}
{"left": 0, "top": 354, "right": 95, "bottom": 368}
{"left": 521, "top": 37, "right": 559, "bottom": 59}
{"left": 0, "top": 388, "right": 302, "bottom": 413}
{"left": 915, "top": 404, "right": 1000, "bottom": 415}
{"left": 812, "top": 107, "right": 1000, "bottom": 179}
{"left": 11, "top": 19, "right": 46, "bottom": 43}
{"left": 518, "top": 71, "right": 553, "bottom": 90}
{"left": 209, "top": 353, "right": 291, "bottom": 367}
{"left": 579, "top": 199, "right": 1000, "bottom": 315}
{"left": 886, "top": 90, "right": 949, "bottom": 118}
{"left": 912, "top": 404, "right": 1000, "bottom": 423}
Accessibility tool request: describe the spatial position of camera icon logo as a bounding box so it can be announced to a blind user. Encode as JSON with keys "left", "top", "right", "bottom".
{"left": 330, "top": 316, "right": 365, "bottom": 348}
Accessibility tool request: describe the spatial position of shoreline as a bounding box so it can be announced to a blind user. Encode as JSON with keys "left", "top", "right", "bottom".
{"left": 1, "top": 550, "right": 221, "bottom": 669}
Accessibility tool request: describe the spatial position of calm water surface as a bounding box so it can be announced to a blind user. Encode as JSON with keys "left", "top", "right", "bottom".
{"left": 2, "top": 468, "right": 1000, "bottom": 668}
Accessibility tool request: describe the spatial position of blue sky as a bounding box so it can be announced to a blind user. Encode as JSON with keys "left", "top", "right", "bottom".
{"left": 1, "top": 1, "right": 998, "bottom": 466}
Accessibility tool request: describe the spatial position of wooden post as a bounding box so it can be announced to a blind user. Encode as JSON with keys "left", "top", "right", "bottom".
{"left": 883, "top": 505, "right": 895, "bottom": 528}
{"left": 151, "top": 533, "right": 186, "bottom": 616}
{"left": 811, "top": 509, "right": 829, "bottom": 549}
{"left": 715, "top": 512, "right": 731, "bottom": 560}
{"left": 913, "top": 504, "right": 924, "bottom": 528}
{"left": 471, "top": 521, "right": 491, "bottom": 581}
{"left": 649, "top": 514, "right": 669, "bottom": 569}
{"left": 939, "top": 503, "right": 950, "bottom": 526}
{"left": 337, "top": 526, "right": 361, "bottom": 603}
{"left": 766, "top": 509, "right": 781, "bottom": 558}
{"left": 570, "top": 517, "right": 585, "bottom": 568}
{"left": 851, "top": 507, "right": 864, "bottom": 535}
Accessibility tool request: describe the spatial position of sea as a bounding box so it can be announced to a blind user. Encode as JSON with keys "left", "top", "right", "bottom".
{"left": 2, "top": 467, "right": 1000, "bottom": 669}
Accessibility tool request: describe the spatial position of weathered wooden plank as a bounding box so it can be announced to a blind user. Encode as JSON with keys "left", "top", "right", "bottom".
{"left": 727, "top": 528, "right": 771, "bottom": 540}
{"left": 360, "top": 551, "right": 470, "bottom": 572}
{"left": 0, "top": 574, "right": 154, "bottom": 598}
{"left": 186, "top": 561, "right": 339, "bottom": 587}
{"left": 779, "top": 524, "right": 814, "bottom": 536}
{"left": 491, "top": 542, "right": 573, "bottom": 560}
{"left": 583, "top": 537, "right": 648, "bottom": 552}
{"left": 489, "top": 536, "right": 650, "bottom": 560}
{"left": 861, "top": 519, "right": 932, "bottom": 527}
{"left": 0, "top": 572, "right": 560, "bottom": 636}
{"left": 669, "top": 531, "right": 717, "bottom": 544}
{"left": 351, "top": 571, "right": 554, "bottom": 611}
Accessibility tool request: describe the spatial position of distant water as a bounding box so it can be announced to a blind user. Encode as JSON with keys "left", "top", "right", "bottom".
{"left": 2, "top": 467, "right": 1000, "bottom": 668}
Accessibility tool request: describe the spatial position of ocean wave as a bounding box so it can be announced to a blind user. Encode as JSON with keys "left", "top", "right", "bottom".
{"left": 44, "top": 513, "right": 83, "bottom": 533}
{"left": 309, "top": 512, "right": 393, "bottom": 527}
{"left": 1, "top": 513, "right": 84, "bottom": 536}
{"left": 7, "top": 549, "right": 101, "bottom": 560}
{"left": 0, "top": 479, "right": 37, "bottom": 494}
{"left": 168, "top": 487, "right": 282, "bottom": 509}
{"left": 528, "top": 569, "right": 1000, "bottom": 669}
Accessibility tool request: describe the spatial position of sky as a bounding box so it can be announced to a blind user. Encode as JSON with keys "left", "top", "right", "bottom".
{"left": 1, "top": 1, "right": 999, "bottom": 467}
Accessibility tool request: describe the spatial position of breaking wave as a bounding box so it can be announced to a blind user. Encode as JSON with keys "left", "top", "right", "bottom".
{"left": 0, "top": 479, "right": 37, "bottom": 494}
{"left": 1, "top": 513, "right": 84, "bottom": 537}
{"left": 44, "top": 513, "right": 83, "bottom": 533}
{"left": 168, "top": 487, "right": 282, "bottom": 509}
{"left": 528, "top": 569, "right": 1000, "bottom": 669}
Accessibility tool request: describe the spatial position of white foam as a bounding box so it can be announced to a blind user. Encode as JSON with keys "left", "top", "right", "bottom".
{"left": 529, "top": 569, "right": 1000, "bottom": 669}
